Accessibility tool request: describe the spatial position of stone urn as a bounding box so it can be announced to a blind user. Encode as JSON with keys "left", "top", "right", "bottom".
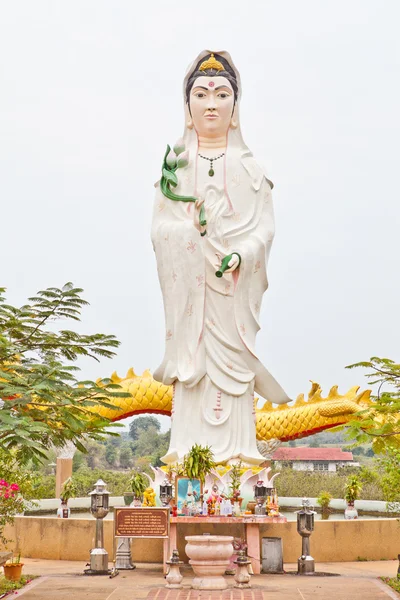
{"left": 344, "top": 502, "right": 358, "bottom": 520}
{"left": 185, "top": 535, "right": 234, "bottom": 590}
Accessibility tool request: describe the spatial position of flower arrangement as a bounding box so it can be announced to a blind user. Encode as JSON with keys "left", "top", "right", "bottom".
{"left": 228, "top": 461, "right": 243, "bottom": 501}
{"left": 0, "top": 479, "right": 26, "bottom": 546}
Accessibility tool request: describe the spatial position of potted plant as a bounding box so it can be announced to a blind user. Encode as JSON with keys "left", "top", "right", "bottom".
{"left": 317, "top": 491, "right": 333, "bottom": 520}
{"left": 344, "top": 475, "right": 362, "bottom": 519}
{"left": 58, "top": 477, "right": 77, "bottom": 518}
{"left": 3, "top": 553, "right": 24, "bottom": 581}
{"left": 183, "top": 444, "right": 216, "bottom": 484}
{"left": 125, "top": 470, "right": 148, "bottom": 506}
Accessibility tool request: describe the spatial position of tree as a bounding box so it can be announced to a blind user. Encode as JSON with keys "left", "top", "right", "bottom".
{"left": 345, "top": 357, "right": 400, "bottom": 452}
{"left": 129, "top": 415, "right": 161, "bottom": 441}
{"left": 105, "top": 443, "right": 119, "bottom": 467}
{"left": 0, "top": 283, "right": 128, "bottom": 463}
{"left": 309, "top": 438, "right": 320, "bottom": 448}
{"left": 133, "top": 426, "right": 162, "bottom": 457}
{"left": 377, "top": 448, "right": 400, "bottom": 510}
{"left": 119, "top": 443, "right": 134, "bottom": 468}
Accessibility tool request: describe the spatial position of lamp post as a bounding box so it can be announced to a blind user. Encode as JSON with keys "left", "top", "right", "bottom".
{"left": 84, "top": 479, "right": 111, "bottom": 575}
{"left": 296, "top": 498, "right": 316, "bottom": 574}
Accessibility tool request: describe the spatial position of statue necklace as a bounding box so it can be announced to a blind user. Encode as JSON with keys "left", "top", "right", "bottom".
{"left": 198, "top": 152, "right": 225, "bottom": 177}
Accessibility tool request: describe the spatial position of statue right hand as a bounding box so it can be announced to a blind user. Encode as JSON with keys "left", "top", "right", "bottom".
{"left": 193, "top": 197, "right": 206, "bottom": 235}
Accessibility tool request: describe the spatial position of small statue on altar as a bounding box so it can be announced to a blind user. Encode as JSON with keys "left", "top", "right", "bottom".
{"left": 142, "top": 487, "right": 157, "bottom": 507}
{"left": 266, "top": 489, "right": 280, "bottom": 517}
{"left": 206, "top": 483, "right": 223, "bottom": 515}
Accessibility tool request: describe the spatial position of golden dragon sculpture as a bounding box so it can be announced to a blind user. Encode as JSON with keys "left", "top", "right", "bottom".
{"left": 94, "top": 368, "right": 372, "bottom": 443}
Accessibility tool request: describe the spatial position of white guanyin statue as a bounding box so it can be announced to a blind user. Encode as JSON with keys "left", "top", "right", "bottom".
{"left": 152, "top": 50, "right": 290, "bottom": 466}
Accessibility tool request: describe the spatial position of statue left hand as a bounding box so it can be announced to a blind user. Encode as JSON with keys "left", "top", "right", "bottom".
{"left": 215, "top": 252, "right": 240, "bottom": 273}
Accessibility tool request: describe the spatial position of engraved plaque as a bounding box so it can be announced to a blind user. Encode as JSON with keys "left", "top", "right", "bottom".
{"left": 114, "top": 507, "right": 169, "bottom": 538}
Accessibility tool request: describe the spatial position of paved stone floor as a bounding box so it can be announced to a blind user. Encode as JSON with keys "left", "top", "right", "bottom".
{"left": 12, "top": 559, "right": 400, "bottom": 600}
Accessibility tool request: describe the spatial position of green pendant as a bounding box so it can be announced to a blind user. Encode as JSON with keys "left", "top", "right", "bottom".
{"left": 208, "top": 168, "right": 214, "bottom": 177}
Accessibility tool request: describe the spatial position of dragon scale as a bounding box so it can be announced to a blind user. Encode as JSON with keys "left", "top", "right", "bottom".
{"left": 96, "top": 369, "right": 371, "bottom": 442}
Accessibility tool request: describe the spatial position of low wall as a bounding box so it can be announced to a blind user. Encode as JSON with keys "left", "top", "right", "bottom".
{"left": 1, "top": 517, "right": 399, "bottom": 563}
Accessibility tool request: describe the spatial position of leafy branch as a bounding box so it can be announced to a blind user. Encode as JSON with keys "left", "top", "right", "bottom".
{"left": 0, "top": 283, "right": 129, "bottom": 463}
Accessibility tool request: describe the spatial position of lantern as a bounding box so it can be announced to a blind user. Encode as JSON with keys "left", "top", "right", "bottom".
{"left": 84, "top": 479, "right": 111, "bottom": 575}
{"left": 160, "top": 479, "right": 173, "bottom": 507}
{"left": 296, "top": 498, "right": 316, "bottom": 574}
{"left": 253, "top": 480, "right": 268, "bottom": 516}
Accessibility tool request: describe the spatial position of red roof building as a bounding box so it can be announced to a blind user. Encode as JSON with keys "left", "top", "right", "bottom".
{"left": 271, "top": 447, "right": 358, "bottom": 473}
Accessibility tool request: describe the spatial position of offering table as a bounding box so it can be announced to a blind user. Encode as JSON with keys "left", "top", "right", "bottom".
{"left": 165, "top": 515, "right": 287, "bottom": 575}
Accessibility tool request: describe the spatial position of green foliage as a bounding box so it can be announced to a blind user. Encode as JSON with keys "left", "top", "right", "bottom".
{"left": 183, "top": 444, "right": 216, "bottom": 484}
{"left": 31, "top": 474, "right": 56, "bottom": 499}
{"left": 105, "top": 443, "right": 119, "bottom": 467}
{"left": 66, "top": 468, "right": 132, "bottom": 497}
{"left": 0, "top": 574, "right": 39, "bottom": 594}
{"left": 0, "top": 449, "right": 38, "bottom": 500}
{"left": 228, "top": 462, "right": 242, "bottom": 498}
{"left": 345, "top": 357, "right": 400, "bottom": 452}
{"left": 286, "top": 430, "right": 350, "bottom": 447}
{"left": 272, "top": 467, "right": 384, "bottom": 501}
{"left": 69, "top": 427, "right": 170, "bottom": 473}
{"left": 119, "top": 443, "right": 134, "bottom": 469}
{"left": 0, "top": 478, "right": 30, "bottom": 546}
{"left": 131, "top": 427, "right": 170, "bottom": 467}
{"left": 0, "top": 283, "right": 129, "bottom": 463}
{"left": 376, "top": 448, "right": 400, "bottom": 511}
{"left": 381, "top": 578, "right": 400, "bottom": 593}
{"left": 316, "top": 491, "right": 333, "bottom": 509}
{"left": 129, "top": 470, "right": 149, "bottom": 497}
{"left": 344, "top": 475, "right": 362, "bottom": 503}
{"left": 60, "top": 477, "right": 77, "bottom": 502}
{"left": 129, "top": 416, "right": 161, "bottom": 441}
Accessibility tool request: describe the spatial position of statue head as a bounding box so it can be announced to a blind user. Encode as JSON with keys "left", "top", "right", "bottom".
{"left": 185, "top": 53, "right": 239, "bottom": 138}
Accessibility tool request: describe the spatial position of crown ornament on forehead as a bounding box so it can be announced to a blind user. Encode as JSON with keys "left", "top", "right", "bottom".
{"left": 199, "top": 53, "right": 225, "bottom": 72}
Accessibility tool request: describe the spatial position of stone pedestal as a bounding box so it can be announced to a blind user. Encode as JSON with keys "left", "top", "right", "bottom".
{"left": 185, "top": 535, "right": 234, "bottom": 590}
{"left": 115, "top": 538, "right": 135, "bottom": 570}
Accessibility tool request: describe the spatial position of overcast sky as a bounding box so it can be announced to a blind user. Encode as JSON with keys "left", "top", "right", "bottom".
{"left": 1, "top": 1, "right": 399, "bottom": 432}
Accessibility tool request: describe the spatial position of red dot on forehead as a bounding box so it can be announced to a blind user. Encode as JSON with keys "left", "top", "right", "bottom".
{"left": 208, "top": 81, "right": 215, "bottom": 87}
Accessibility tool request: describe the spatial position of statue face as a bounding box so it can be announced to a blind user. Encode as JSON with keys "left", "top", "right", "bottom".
{"left": 189, "top": 76, "right": 235, "bottom": 138}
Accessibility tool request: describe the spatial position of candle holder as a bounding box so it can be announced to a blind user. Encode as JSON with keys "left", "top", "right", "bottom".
{"left": 84, "top": 479, "right": 112, "bottom": 576}
{"left": 296, "top": 498, "right": 316, "bottom": 574}
{"left": 165, "top": 549, "right": 184, "bottom": 589}
{"left": 233, "top": 550, "right": 252, "bottom": 588}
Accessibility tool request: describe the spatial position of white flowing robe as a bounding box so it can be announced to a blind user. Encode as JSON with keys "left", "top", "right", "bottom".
{"left": 151, "top": 145, "right": 289, "bottom": 465}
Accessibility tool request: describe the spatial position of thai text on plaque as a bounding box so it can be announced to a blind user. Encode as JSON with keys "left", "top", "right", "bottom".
{"left": 114, "top": 507, "right": 169, "bottom": 538}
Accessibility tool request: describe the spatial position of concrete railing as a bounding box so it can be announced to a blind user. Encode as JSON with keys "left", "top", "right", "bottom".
{"left": 2, "top": 515, "right": 399, "bottom": 563}
{"left": 25, "top": 496, "right": 393, "bottom": 513}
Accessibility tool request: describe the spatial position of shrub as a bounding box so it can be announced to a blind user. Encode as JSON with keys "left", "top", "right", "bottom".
{"left": 316, "top": 491, "right": 332, "bottom": 509}
{"left": 0, "top": 479, "right": 29, "bottom": 546}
